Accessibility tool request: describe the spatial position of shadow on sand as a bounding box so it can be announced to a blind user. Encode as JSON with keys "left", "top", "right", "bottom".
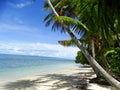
{"left": 3, "top": 72, "right": 92, "bottom": 90}
{"left": 4, "top": 79, "right": 39, "bottom": 90}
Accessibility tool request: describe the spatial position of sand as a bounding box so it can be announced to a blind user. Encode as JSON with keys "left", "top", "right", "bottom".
{"left": 0, "top": 65, "right": 111, "bottom": 90}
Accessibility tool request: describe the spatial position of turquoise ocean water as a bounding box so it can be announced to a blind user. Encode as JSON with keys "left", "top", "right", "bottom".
{"left": 0, "top": 54, "right": 76, "bottom": 82}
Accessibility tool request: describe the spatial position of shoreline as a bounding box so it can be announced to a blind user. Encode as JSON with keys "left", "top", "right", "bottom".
{"left": 0, "top": 65, "right": 111, "bottom": 90}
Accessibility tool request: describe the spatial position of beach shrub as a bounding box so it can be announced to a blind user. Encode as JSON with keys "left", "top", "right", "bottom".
{"left": 75, "top": 51, "right": 89, "bottom": 65}
{"left": 105, "top": 47, "right": 120, "bottom": 74}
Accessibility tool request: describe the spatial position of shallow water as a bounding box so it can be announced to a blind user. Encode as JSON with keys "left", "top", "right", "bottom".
{"left": 0, "top": 54, "right": 77, "bottom": 82}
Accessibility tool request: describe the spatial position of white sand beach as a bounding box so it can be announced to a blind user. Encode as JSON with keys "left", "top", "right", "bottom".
{"left": 0, "top": 65, "right": 111, "bottom": 90}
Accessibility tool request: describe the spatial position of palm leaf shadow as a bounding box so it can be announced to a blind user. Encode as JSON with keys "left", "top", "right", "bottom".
{"left": 3, "top": 71, "right": 91, "bottom": 90}
{"left": 4, "top": 79, "right": 40, "bottom": 90}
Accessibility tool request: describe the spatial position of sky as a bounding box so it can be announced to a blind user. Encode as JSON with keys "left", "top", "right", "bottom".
{"left": 0, "top": 0, "right": 79, "bottom": 59}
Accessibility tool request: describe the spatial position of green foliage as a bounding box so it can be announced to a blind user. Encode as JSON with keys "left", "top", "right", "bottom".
{"left": 54, "top": 16, "right": 89, "bottom": 32}
{"left": 75, "top": 51, "right": 89, "bottom": 65}
{"left": 44, "top": 0, "right": 120, "bottom": 76}
{"left": 105, "top": 48, "right": 120, "bottom": 74}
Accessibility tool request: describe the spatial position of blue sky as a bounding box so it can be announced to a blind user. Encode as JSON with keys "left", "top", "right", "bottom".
{"left": 0, "top": 0, "right": 79, "bottom": 59}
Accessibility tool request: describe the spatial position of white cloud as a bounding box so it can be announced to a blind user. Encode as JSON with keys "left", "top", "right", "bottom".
{"left": 16, "top": 1, "right": 33, "bottom": 8}
{"left": 8, "top": 1, "right": 34, "bottom": 8}
{"left": 0, "top": 42, "right": 79, "bottom": 59}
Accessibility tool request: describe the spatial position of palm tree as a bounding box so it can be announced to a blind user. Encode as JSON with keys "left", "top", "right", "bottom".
{"left": 45, "top": 0, "right": 110, "bottom": 71}
{"left": 45, "top": 0, "right": 120, "bottom": 73}
{"left": 45, "top": 0, "right": 120, "bottom": 89}
{"left": 51, "top": 0, "right": 120, "bottom": 72}
{"left": 58, "top": 38, "right": 105, "bottom": 77}
{"left": 57, "top": 0, "right": 120, "bottom": 79}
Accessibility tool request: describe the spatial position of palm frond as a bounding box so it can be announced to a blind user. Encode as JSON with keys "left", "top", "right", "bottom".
{"left": 58, "top": 38, "right": 87, "bottom": 47}
{"left": 58, "top": 39, "right": 76, "bottom": 47}
{"left": 54, "top": 16, "right": 89, "bottom": 32}
{"left": 43, "top": 13, "right": 53, "bottom": 22}
{"left": 52, "top": 22, "right": 66, "bottom": 33}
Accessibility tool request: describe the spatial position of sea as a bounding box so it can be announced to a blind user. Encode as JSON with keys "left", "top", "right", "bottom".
{"left": 0, "top": 54, "right": 77, "bottom": 82}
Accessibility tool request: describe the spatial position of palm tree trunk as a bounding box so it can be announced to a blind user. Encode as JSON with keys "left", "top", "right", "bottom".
{"left": 47, "top": 0, "right": 120, "bottom": 89}
{"left": 99, "top": 44, "right": 109, "bottom": 72}
{"left": 91, "top": 40, "right": 95, "bottom": 58}
{"left": 100, "top": 51, "right": 109, "bottom": 71}
{"left": 91, "top": 40, "right": 101, "bottom": 77}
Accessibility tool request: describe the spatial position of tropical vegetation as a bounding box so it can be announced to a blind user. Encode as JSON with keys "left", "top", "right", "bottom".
{"left": 44, "top": 0, "right": 120, "bottom": 89}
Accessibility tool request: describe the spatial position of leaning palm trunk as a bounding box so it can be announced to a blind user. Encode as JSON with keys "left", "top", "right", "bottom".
{"left": 46, "top": 0, "right": 120, "bottom": 89}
